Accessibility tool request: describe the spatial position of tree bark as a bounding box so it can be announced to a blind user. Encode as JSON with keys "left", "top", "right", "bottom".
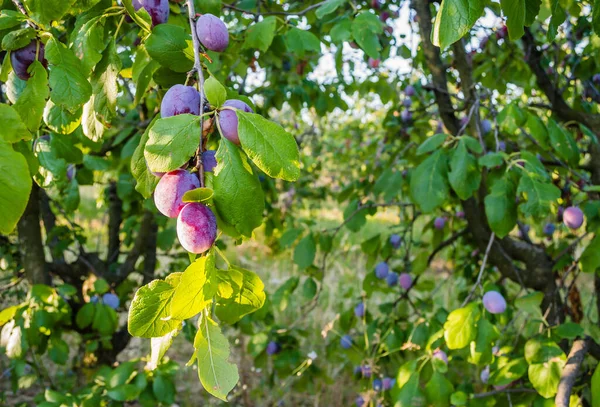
{"left": 107, "top": 181, "right": 122, "bottom": 264}
{"left": 555, "top": 338, "right": 589, "bottom": 407}
{"left": 17, "top": 183, "right": 49, "bottom": 285}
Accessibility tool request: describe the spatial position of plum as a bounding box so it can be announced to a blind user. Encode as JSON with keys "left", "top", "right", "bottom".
{"left": 460, "top": 116, "right": 469, "bottom": 127}
{"left": 354, "top": 302, "right": 365, "bottom": 318}
{"left": 400, "top": 109, "right": 412, "bottom": 123}
{"left": 456, "top": 211, "right": 465, "bottom": 219}
{"left": 543, "top": 223, "right": 555, "bottom": 236}
{"left": 382, "top": 377, "right": 394, "bottom": 390}
{"left": 368, "top": 57, "right": 380, "bottom": 68}
{"left": 563, "top": 206, "right": 584, "bottom": 229}
{"left": 154, "top": 169, "right": 200, "bottom": 218}
{"left": 403, "top": 98, "right": 412, "bottom": 108}
{"left": 218, "top": 99, "right": 253, "bottom": 144}
{"left": 498, "top": 141, "right": 506, "bottom": 151}
{"left": 355, "top": 396, "right": 364, "bottom": 407}
{"left": 434, "top": 217, "right": 446, "bottom": 230}
{"left": 481, "top": 119, "right": 492, "bottom": 134}
{"left": 177, "top": 202, "right": 217, "bottom": 254}
{"left": 161, "top": 84, "right": 200, "bottom": 118}
{"left": 196, "top": 14, "right": 229, "bottom": 52}
{"left": 432, "top": 350, "right": 448, "bottom": 364}
{"left": 361, "top": 364, "right": 372, "bottom": 378}
{"left": 386, "top": 271, "right": 398, "bottom": 287}
{"left": 390, "top": 234, "right": 401, "bottom": 249}
{"left": 482, "top": 291, "right": 507, "bottom": 314}
{"left": 373, "top": 378, "right": 382, "bottom": 391}
{"left": 67, "top": 164, "right": 76, "bottom": 181}
{"left": 340, "top": 334, "right": 353, "bottom": 349}
{"left": 90, "top": 295, "right": 99, "bottom": 304}
{"left": 594, "top": 74, "right": 600, "bottom": 85}
{"left": 266, "top": 341, "right": 281, "bottom": 355}
{"left": 132, "top": 0, "right": 169, "bottom": 26}
{"left": 11, "top": 41, "right": 47, "bottom": 80}
{"left": 379, "top": 11, "right": 390, "bottom": 22}
{"left": 374, "top": 262, "right": 389, "bottom": 279}
{"left": 399, "top": 273, "right": 412, "bottom": 290}
{"left": 405, "top": 85, "right": 415, "bottom": 97}
{"left": 201, "top": 150, "right": 217, "bottom": 172}
{"left": 480, "top": 366, "right": 490, "bottom": 383}
{"left": 102, "top": 293, "right": 120, "bottom": 309}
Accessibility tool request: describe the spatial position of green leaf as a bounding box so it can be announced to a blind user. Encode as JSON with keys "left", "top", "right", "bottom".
{"left": 524, "top": 0, "right": 542, "bottom": 25}
{"left": 131, "top": 118, "right": 160, "bottom": 198}
{"left": 170, "top": 254, "right": 217, "bottom": 320}
{"left": 547, "top": 119, "right": 579, "bottom": 165}
{"left": 106, "top": 384, "right": 141, "bottom": 402}
{"left": 146, "top": 24, "right": 194, "bottom": 73}
{"left": 501, "top": 0, "right": 526, "bottom": 40}
{"left": 517, "top": 174, "right": 560, "bottom": 218}
{"left": 43, "top": 101, "right": 82, "bottom": 135}
{"left": 215, "top": 265, "right": 266, "bottom": 324}
{"left": 343, "top": 199, "right": 367, "bottom": 232}
{"left": 91, "top": 40, "right": 121, "bottom": 123}
{"left": 144, "top": 114, "right": 200, "bottom": 173}
{"left": 443, "top": 303, "right": 480, "bottom": 350}
{"left": 0, "top": 142, "right": 32, "bottom": 234}
{"left": 316, "top": 0, "right": 346, "bottom": 19}
{"left": 330, "top": 19, "right": 352, "bottom": 43}
{"left": 284, "top": 27, "right": 321, "bottom": 58}
{"left": 71, "top": 15, "right": 106, "bottom": 76}
{"left": 410, "top": 150, "right": 449, "bottom": 213}
{"left": 13, "top": 61, "right": 48, "bottom": 132}
{"left": 594, "top": 0, "right": 600, "bottom": 38}
{"left": 122, "top": 0, "right": 152, "bottom": 33}
{"left": 490, "top": 358, "right": 528, "bottom": 386}
{"left": 485, "top": 178, "right": 517, "bottom": 238}
{"left": 128, "top": 277, "right": 182, "bottom": 338}
{"left": 46, "top": 37, "right": 92, "bottom": 111}
{"left": 469, "top": 318, "right": 500, "bottom": 365}
{"left": 294, "top": 233, "right": 316, "bottom": 269}
{"left": 515, "top": 291, "right": 544, "bottom": 314}
{"left": 448, "top": 139, "right": 481, "bottom": 200}
{"left": 193, "top": 316, "right": 239, "bottom": 401}
{"left": 0, "top": 305, "right": 18, "bottom": 326}
{"left": 243, "top": 16, "right": 277, "bottom": 53}
{"left": 1, "top": 28, "right": 36, "bottom": 51}
{"left": 213, "top": 137, "right": 264, "bottom": 237}
{"left": 479, "top": 152, "right": 505, "bottom": 168}
{"left": 416, "top": 133, "right": 447, "bottom": 155}
{"left": 524, "top": 337, "right": 565, "bottom": 364}
{"left": 182, "top": 187, "right": 214, "bottom": 203}
{"left": 75, "top": 302, "right": 95, "bottom": 329}
{"left": 432, "top": 0, "right": 484, "bottom": 49}
{"left": 555, "top": 322, "right": 584, "bottom": 339}
{"left": 393, "top": 370, "right": 421, "bottom": 406}
{"left": 498, "top": 101, "right": 526, "bottom": 134}
{"left": 579, "top": 235, "right": 600, "bottom": 274}
{"left": 0, "top": 104, "right": 31, "bottom": 142}
{"left": 547, "top": 0, "right": 566, "bottom": 41}
{"left": 0, "top": 10, "right": 27, "bottom": 31}
{"left": 424, "top": 371, "right": 453, "bottom": 407}
{"left": 205, "top": 76, "right": 227, "bottom": 108}
{"left": 22, "top": 0, "right": 76, "bottom": 26}
{"left": 148, "top": 328, "right": 180, "bottom": 370}
{"left": 592, "top": 362, "right": 600, "bottom": 407}
{"left": 524, "top": 114, "right": 548, "bottom": 146}
{"left": 351, "top": 12, "right": 383, "bottom": 59}
{"left": 236, "top": 111, "right": 300, "bottom": 181}
{"left": 528, "top": 359, "right": 564, "bottom": 398}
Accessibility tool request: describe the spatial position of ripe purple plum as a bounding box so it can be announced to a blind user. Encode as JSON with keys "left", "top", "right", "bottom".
{"left": 405, "top": 85, "right": 416, "bottom": 97}
{"left": 67, "top": 164, "right": 76, "bottom": 181}
{"left": 498, "top": 141, "right": 506, "bottom": 151}
{"left": 481, "top": 119, "right": 492, "bottom": 134}
{"left": 400, "top": 109, "right": 412, "bottom": 123}
{"left": 373, "top": 378, "right": 382, "bottom": 391}
{"left": 218, "top": 99, "right": 253, "bottom": 145}
{"left": 361, "top": 364, "right": 372, "bottom": 378}
{"left": 202, "top": 150, "right": 217, "bottom": 172}
{"left": 386, "top": 271, "right": 398, "bottom": 287}
{"left": 563, "top": 206, "right": 584, "bottom": 229}
{"left": 382, "top": 377, "right": 394, "bottom": 390}
{"left": 102, "top": 293, "right": 120, "bottom": 309}
{"left": 161, "top": 84, "right": 200, "bottom": 118}
{"left": 354, "top": 302, "right": 365, "bottom": 318}
{"left": 154, "top": 169, "right": 200, "bottom": 218}
{"left": 355, "top": 396, "right": 365, "bottom": 407}
{"left": 132, "top": 0, "right": 169, "bottom": 26}
{"left": 196, "top": 14, "right": 229, "bottom": 52}
{"left": 340, "top": 334, "right": 353, "bottom": 349}
{"left": 543, "top": 223, "right": 555, "bottom": 236}
{"left": 480, "top": 366, "right": 490, "bottom": 383}
{"left": 403, "top": 98, "right": 412, "bottom": 108}
{"left": 434, "top": 217, "right": 446, "bottom": 230}
{"left": 399, "top": 273, "right": 412, "bottom": 290}
{"left": 594, "top": 74, "right": 600, "bottom": 85}
{"left": 460, "top": 116, "right": 469, "bottom": 127}
{"left": 374, "top": 262, "right": 389, "bottom": 279}
{"left": 390, "top": 234, "right": 401, "bottom": 249}
{"left": 456, "top": 211, "right": 465, "bottom": 219}
{"left": 368, "top": 58, "right": 380, "bottom": 68}
{"left": 482, "top": 291, "right": 507, "bottom": 314}
{"left": 11, "top": 41, "right": 47, "bottom": 80}
{"left": 266, "top": 341, "right": 281, "bottom": 355}
{"left": 432, "top": 350, "right": 448, "bottom": 364}
{"left": 177, "top": 203, "right": 217, "bottom": 254}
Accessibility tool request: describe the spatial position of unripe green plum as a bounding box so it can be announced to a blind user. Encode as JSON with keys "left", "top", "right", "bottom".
{"left": 154, "top": 169, "right": 200, "bottom": 218}
{"left": 176, "top": 202, "right": 217, "bottom": 254}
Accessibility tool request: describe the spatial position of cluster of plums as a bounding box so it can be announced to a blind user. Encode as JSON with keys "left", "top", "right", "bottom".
{"left": 90, "top": 292, "right": 120, "bottom": 309}
{"left": 374, "top": 260, "right": 412, "bottom": 290}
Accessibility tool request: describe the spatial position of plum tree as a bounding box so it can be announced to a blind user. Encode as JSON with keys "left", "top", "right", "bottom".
{"left": 434, "top": 216, "right": 446, "bottom": 230}
{"left": 374, "top": 261, "right": 389, "bottom": 279}
{"left": 102, "top": 293, "right": 120, "bottom": 309}
{"left": 399, "top": 273, "right": 412, "bottom": 290}
{"left": 432, "top": 350, "right": 448, "bottom": 364}
{"left": 482, "top": 291, "right": 507, "bottom": 314}
{"left": 10, "top": 41, "right": 47, "bottom": 80}
{"left": 563, "top": 206, "right": 584, "bottom": 229}
{"left": 218, "top": 99, "right": 253, "bottom": 144}
{"left": 386, "top": 271, "right": 398, "bottom": 286}
{"left": 153, "top": 169, "right": 200, "bottom": 218}
{"left": 176, "top": 202, "right": 217, "bottom": 254}
{"left": 354, "top": 302, "right": 365, "bottom": 318}
{"left": 266, "top": 341, "right": 281, "bottom": 355}
{"left": 196, "top": 14, "right": 229, "bottom": 52}
{"left": 160, "top": 85, "right": 201, "bottom": 118}
{"left": 389, "top": 233, "right": 401, "bottom": 249}
{"left": 340, "top": 334, "right": 353, "bottom": 349}
{"left": 201, "top": 150, "right": 217, "bottom": 172}
{"left": 132, "top": 0, "right": 169, "bottom": 26}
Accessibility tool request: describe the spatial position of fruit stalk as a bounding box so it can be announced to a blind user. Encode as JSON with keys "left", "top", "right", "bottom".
{"left": 186, "top": 0, "right": 206, "bottom": 187}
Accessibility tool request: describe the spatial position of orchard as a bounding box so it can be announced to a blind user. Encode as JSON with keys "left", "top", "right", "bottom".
{"left": 1, "top": 0, "right": 600, "bottom": 406}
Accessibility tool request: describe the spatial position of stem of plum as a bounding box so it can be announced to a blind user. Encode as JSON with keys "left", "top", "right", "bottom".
{"left": 186, "top": 0, "right": 205, "bottom": 188}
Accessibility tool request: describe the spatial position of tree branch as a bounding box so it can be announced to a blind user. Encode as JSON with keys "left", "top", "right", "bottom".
{"left": 555, "top": 338, "right": 589, "bottom": 407}
{"left": 115, "top": 210, "right": 155, "bottom": 285}
{"left": 17, "top": 183, "right": 49, "bottom": 285}
{"left": 107, "top": 181, "right": 122, "bottom": 264}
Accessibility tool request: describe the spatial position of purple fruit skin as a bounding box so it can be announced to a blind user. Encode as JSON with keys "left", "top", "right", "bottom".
{"left": 154, "top": 169, "right": 200, "bottom": 218}
{"left": 594, "top": 74, "right": 600, "bottom": 84}
{"left": 375, "top": 262, "right": 389, "bottom": 279}
{"left": 434, "top": 217, "right": 446, "bottom": 230}
{"left": 161, "top": 85, "right": 200, "bottom": 118}
{"left": 354, "top": 302, "right": 365, "bottom": 318}
{"left": 400, "top": 109, "right": 412, "bottom": 123}
{"left": 399, "top": 273, "right": 412, "bottom": 290}
{"left": 102, "top": 293, "right": 120, "bottom": 309}
{"left": 266, "top": 341, "right": 281, "bottom": 355}
{"left": 405, "top": 85, "right": 415, "bottom": 97}
{"left": 373, "top": 378, "right": 382, "bottom": 391}
{"left": 386, "top": 271, "right": 398, "bottom": 287}
{"left": 11, "top": 41, "right": 47, "bottom": 80}
{"left": 481, "top": 119, "right": 492, "bottom": 134}
{"left": 202, "top": 150, "right": 217, "bottom": 172}
{"left": 432, "top": 350, "right": 448, "bottom": 364}
{"left": 563, "top": 206, "right": 584, "bottom": 229}
{"left": 133, "top": 0, "right": 169, "bottom": 26}
{"left": 498, "top": 141, "right": 506, "bottom": 151}
{"left": 543, "top": 223, "right": 555, "bottom": 236}
{"left": 361, "top": 365, "right": 372, "bottom": 378}
{"left": 483, "top": 291, "right": 507, "bottom": 314}
{"left": 355, "top": 396, "right": 364, "bottom": 407}
{"left": 390, "top": 234, "right": 402, "bottom": 249}
{"left": 218, "top": 99, "right": 253, "bottom": 145}
{"left": 456, "top": 211, "right": 465, "bottom": 219}
{"left": 340, "top": 335, "right": 352, "bottom": 349}
{"left": 196, "top": 14, "right": 229, "bottom": 52}
{"left": 66, "top": 164, "right": 76, "bottom": 181}
{"left": 90, "top": 295, "right": 99, "bottom": 304}
{"left": 177, "top": 203, "right": 217, "bottom": 254}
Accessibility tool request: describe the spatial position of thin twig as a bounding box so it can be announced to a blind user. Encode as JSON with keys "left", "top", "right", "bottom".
{"left": 222, "top": 1, "right": 326, "bottom": 17}
{"left": 473, "top": 388, "right": 537, "bottom": 399}
{"left": 462, "top": 233, "right": 495, "bottom": 307}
